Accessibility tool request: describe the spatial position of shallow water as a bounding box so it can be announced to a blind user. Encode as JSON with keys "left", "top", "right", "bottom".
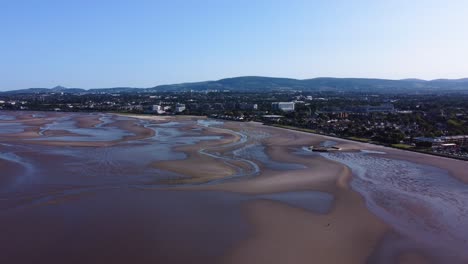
{"left": 2, "top": 113, "right": 467, "bottom": 263}
{"left": 0, "top": 123, "right": 26, "bottom": 134}
{"left": 0, "top": 151, "right": 35, "bottom": 190}
{"left": 197, "top": 119, "right": 224, "bottom": 127}
{"left": 0, "top": 114, "right": 16, "bottom": 121}
{"left": 0, "top": 188, "right": 250, "bottom": 264}
{"left": 1, "top": 117, "right": 251, "bottom": 192}
{"left": 34, "top": 116, "right": 135, "bottom": 141}
{"left": 158, "top": 121, "right": 183, "bottom": 127}
{"left": 321, "top": 151, "right": 468, "bottom": 263}
{"left": 233, "top": 144, "right": 306, "bottom": 170}
{"left": 320, "top": 140, "right": 337, "bottom": 148}
{"left": 94, "top": 114, "right": 114, "bottom": 128}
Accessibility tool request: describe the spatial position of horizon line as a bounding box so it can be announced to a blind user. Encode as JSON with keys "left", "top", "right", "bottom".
{"left": 2, "top": 75, "right": 468, "bottom": 92}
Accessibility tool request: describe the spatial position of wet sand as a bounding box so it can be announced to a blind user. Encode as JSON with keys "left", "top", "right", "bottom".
{"left": 1, "top": 111, "right": 467, "bottom": 264}
{"left": 75, "top": 114, "right": 103, "bottom": 128}
{"left": 0, "top": 159, "right": 23, "bottom": 189}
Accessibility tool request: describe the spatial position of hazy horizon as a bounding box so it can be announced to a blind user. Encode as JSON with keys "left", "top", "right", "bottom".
{"left": 2, "top": 0, "right": 468, "bottom": 90}
{"left": 4, "top": 75, "right": 468, "bottom": 91}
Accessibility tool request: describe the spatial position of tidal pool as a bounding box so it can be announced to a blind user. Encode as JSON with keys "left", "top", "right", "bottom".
{"left": 0, "top": 114, "right": 16, "bottom": 121}
{"left": 233, "top": 144, "right": 306, "bottom": 170}
{"left": 0, "top": 123, "right": 26, "bottom": 134}
{"left": 34, "top": 116, "right": 135, "bottom": 141}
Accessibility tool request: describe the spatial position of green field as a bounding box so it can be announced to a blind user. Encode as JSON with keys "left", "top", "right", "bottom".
{"left": 348, "top": 137, "right": 371, "bottom": 142}
{"left": 391, "top": 144, "right": 414, "bottom": 149}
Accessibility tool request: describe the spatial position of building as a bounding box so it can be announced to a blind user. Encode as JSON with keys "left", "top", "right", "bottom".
{"left": 439, "top": 135, "right": 468, "bottom": 146}
{"left": 152, "top": 105, "right": 165, "bottom": 114}
{"left": 272, "top": 102, "right": 295, "bottom": 112}
{"left": 175, "top": 103, "right": 186, "bottom": 113}
{"left": 262, "top": 115, "right": 284, "bottom": 123}
{"left": 414, "top": 135, "right": 468, "bottom": 148}
{"left": 152, "top": 105, "right": 161, "bottom": 112}
{"left": 414, "top": 137, "right": 443, "bottom": 147}
{"left": 239, "top": 103, "right": 258, "bottom": 111}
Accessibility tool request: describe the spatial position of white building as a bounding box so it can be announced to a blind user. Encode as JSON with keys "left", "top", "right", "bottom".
{"left": 152, "top": 105, "right": 161, "bottom": 112}
{"left": 175, "top": 103, "right": 186, "bottom": 113}
{"left": 152, "top": 105, "right": 165, "bottom": 114}
{"left": 272, "top": 102, "right": 295, "bottom": 112}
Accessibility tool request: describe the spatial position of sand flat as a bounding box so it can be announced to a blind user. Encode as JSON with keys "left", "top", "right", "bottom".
{"left": 1, "top": 111, "right": 467, "bottom": 263}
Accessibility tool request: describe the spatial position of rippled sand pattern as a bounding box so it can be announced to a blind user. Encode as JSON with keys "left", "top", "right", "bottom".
{"left": 1, "top": 111, "right": 467, "bottom": 264}
{"left": 322, "top": 151, "right": 468, "bottom": 263}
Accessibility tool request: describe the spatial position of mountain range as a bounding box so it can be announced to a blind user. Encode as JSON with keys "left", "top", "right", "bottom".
{"left": 2, "top": 76, "right": 468, "bottom": 94}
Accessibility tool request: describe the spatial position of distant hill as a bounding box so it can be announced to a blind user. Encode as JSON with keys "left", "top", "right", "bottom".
{"left": 150, "top": 76, "right": 468, "bottom": 93}
{"left": 2, "top": 76, "right": 468, "bottom": 94}
{"left": 2, "top": 86, "right": 138, "bottom": 94}
{"left": 2, "top": 86, "right": 87, "bottom": 94}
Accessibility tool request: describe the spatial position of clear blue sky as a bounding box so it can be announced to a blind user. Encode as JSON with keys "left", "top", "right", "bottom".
{"left": 1, "top": 0, "right": 468, "bottom": 90}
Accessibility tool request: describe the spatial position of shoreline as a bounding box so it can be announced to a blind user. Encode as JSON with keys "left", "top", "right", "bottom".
{"left": 268, "top": 123, "right": 468, "bottom": 162}
{"left": 263, "top": 123, "right": 468, "bottom": 183}
{"left": 1, "top": 109, "right": 465, "bottom": 160}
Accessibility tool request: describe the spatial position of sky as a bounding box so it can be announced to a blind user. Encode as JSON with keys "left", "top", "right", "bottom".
{"left": 1, "top": 0, "right": 468, "bottom": 90}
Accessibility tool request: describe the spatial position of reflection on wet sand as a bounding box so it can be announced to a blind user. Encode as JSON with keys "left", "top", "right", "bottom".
{"left": 0, "top": 111, "right": 467, "bottom": 264}
{"left": 322, "top": 151, "right": 468, "bottom": 263}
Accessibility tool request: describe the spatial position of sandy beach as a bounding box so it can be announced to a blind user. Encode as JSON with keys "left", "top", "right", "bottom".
{"left": 1, "top": 111, "right": 467, "bottom": 264}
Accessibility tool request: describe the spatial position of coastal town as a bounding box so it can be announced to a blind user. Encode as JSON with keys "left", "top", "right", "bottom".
{"left": 1, "top": 89, "right": 467, "bottom": 159}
